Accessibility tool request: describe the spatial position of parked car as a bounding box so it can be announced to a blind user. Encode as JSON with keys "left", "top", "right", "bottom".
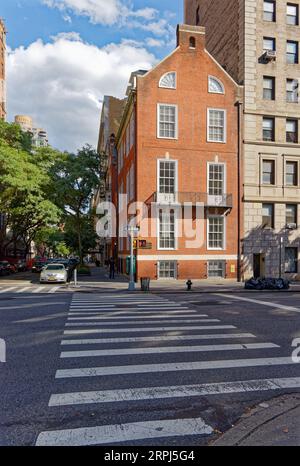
{"left": 8, "top": 263, "right": 17, "bottom": 273}
{"left": 40, "top": 263, "right": 68, "bottom": 284}
{"left": 17, "top": 260, "right": 28, "bottom": 272}
{"left": 0, "top": 261, "right": 14, "bottom": 275}
{"left": 32, "top": 262, "right": 46, "bottom": 273}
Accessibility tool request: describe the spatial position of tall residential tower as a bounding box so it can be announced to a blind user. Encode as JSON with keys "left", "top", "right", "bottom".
{"left": 185, "top": 0, "right": 300, "bottom": 280}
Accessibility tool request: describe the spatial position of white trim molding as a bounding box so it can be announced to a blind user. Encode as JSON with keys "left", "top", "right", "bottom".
{"left": 136, "top": 255, "right": 237, "bottom": 261}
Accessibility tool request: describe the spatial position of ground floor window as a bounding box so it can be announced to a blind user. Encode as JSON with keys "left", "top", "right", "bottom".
{"left": 207, "top": 260, "right": 226, "bottom": 278}
{"left": 285, "top": 247, "right": 298, "bottom": 273}
{"left": 158, "top": 261, "right": 177, "bottom": 279}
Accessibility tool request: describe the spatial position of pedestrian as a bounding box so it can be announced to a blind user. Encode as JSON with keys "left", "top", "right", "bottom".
{"left": 109, "top": 257, "right": 115, "bottom": 279}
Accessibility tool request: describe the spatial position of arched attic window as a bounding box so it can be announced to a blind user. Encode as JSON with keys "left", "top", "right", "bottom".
{"left": 189, "top": 36, "right": 196, "bottom": 49}
{"left": 159, "top": 72, "right": 176, "bottom": 89}
{"left": 208, "top": 76, "right": 225, "bottom": 94}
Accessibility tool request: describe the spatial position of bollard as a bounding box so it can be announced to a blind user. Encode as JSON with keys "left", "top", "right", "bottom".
{"left": 186, "top": 279, "right": 193, "bottom": 291}
{"left": 74, "top": 268, "right": 78, "bottom": 287}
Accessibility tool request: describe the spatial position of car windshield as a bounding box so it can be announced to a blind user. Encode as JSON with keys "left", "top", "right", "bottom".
{"left": 45, "top": 265, "right": 65, "bottom": 271}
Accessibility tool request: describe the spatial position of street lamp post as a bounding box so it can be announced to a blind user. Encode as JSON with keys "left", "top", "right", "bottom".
{"left": 127, "top": 226, "right": 139, "bottom": 291}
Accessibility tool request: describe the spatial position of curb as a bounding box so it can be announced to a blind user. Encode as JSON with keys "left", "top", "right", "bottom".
{"left": 211, "top": 394, "right": 300, "bottom": 446}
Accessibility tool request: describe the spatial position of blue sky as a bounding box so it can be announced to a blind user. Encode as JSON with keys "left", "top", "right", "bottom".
{"left": 2, "top": 1, "right": 183, "bottom": 54}
{"left": 2, "top": 0, "right": 183, "bottom": 151}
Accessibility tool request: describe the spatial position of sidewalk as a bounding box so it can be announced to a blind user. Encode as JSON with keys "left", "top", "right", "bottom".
{"left": 212, "top": 394, "right": 300, "bottom": 446}
{"left": 72, "top": 268, "right": 300, "bottom": 293}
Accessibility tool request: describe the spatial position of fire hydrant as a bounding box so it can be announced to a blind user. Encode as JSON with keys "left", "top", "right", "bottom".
{"left": 186, "top": 279, "right": 193, "bottom": 291}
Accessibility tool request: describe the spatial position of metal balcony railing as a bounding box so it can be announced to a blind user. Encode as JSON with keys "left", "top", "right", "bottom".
{"left": 149, "top": 192, "right": 233, "bottom": 208}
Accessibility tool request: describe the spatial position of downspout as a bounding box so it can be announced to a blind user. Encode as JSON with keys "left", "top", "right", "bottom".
{"left": 236, "top": 100, "right": 243, "bottom": 282}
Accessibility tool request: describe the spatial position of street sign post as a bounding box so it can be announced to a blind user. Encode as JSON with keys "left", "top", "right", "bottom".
{"left": 127, "top": 225, "right": 140, "bottom": 291}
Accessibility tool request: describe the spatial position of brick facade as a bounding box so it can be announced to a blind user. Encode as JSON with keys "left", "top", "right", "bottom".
{"left": 115, "top": 25, "right": 242, "bottom": 281}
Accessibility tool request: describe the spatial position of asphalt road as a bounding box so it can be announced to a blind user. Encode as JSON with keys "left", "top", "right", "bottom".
{"left": 0, "top": 289, "right": 300, "bottom": 446}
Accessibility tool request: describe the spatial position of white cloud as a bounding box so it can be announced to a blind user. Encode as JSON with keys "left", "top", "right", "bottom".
{"left": 43, "top": 0, "right": 159, "bottom": 27}
{"left": 7, "top": 34, "right": 156, "bottom": 152}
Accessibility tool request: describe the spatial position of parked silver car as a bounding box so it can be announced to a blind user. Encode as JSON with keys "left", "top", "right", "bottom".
{"left": 40, "top": 264, "right": 68, "bottom": 284}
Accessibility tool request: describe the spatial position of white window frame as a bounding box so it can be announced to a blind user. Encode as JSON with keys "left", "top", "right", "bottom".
{"left": 207, "top": 215, "right": 226, "bottom": 251}
{"left": 157, "top": 158, "right": 178, "bottom": 204}
{"left": 157, "top": 208, "right": 178, "bottom": 251}
{"left": 208, "top": 76, "right": 225, "bottom": 94}
{"left": 207, "top": 108, "right": 227, "bottom": 143}
{"left": 207, "top": 162, "right": 226, "bottom": 196}
{"left": 157, "top": 103, "right": 178, "bottom": 140}
{"left": 159, "top": 72, "right": 177, "bottom": 89}
{"left": 207, "top": 260, "right": 226, "bottom": 278}
{"left": 157, "top": 261, "right": 178, "bottom": 280}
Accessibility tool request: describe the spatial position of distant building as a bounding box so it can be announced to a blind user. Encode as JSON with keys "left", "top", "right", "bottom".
{"left": 0, "top": 19, "right": 6, "bottom": 120}
{"left": 15, "top": 115, "right": 49, "bottom": 147}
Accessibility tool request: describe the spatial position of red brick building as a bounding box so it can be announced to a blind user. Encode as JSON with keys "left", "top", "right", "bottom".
{"left": 115, "top": 25, "right": 242, "bottom": 281}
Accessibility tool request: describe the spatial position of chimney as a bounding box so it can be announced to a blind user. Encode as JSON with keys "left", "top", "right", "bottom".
{"left": 176, "top": 24, "right": 206, "bottom": 52}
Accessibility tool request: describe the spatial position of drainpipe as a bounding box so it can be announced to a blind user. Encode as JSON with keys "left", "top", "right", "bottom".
{"left": 236, "top": 100, "right": 243, "bottom": 283}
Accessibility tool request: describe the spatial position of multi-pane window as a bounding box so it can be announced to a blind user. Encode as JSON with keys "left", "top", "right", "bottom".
{"left": 263, "top": 76, "right": 275, "bottom": 100}
{"left": 286, "top": 161, "right": 298, "bottom": 186}
{"left": 262, "top": 203, "right": 274, "bottom": 228}
{"left": 159, "top": 160, "right": 176, "bottom": 195}
{"left": 159, "top": 209, "right": 175, "bottom": 249}
{"left": 263, "top": 117, "right": 275, "bottom": 141}
{"left": 208, "top": 163, "right": 225, "bottom": 195}
{"left": 129, "top": 113, "right": 135, "bottom": 149}
{"left": 158, "top": 104, "right": 177, "bottom": 139}
{"left": 264, "top": 1, "right": 276, "bottom": 22}
{"left": 286, "top": 119, "right": 298, "bottom": 143}
{"left": 286, "top": 204, "right": 297, "bottom": 226}
{"left": 158, "top": 261, "right": 177, "bottom": 279}
{"left": 287, "top": 41, "right": 299, "bottom": 64}
{"left": 285, "top": 247, "right": 298, "bottom": 273}
{"left": 286, "top": 79, "right": 299, "bottom": 102}
{"left": 263, "top": 37, "right": 276, "bottom": 51}
{"left": 208, "top": 216, "right": 225, "bottom": 249}
{"left": 287, "top": 3, "right": 299, "bottom": 25}
{"left": 208, "top": 76, "right": 225, "bottom": 94}
{"left": 262, "top": 160, "right": 275, "bottom": 185}
{"left": 207, "top": 109, "right": 226, "bottom": 143}
{"left": 208, "top": 261, "right": 226, "bottom": 278}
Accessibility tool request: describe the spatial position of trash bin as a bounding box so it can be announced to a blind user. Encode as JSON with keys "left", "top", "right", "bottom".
{"left": 141, "top": 277, "right": 150, "bottom": 292}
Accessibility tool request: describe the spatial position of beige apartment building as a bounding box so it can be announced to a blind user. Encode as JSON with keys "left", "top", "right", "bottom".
{"left": 185, "top": 0, "right": 300, "bottom": 280}
{"left": 0, "top": 19, "right": 6, "bottom": 120}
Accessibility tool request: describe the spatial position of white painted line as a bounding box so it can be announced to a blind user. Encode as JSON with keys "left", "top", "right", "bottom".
{"left": 63, "top": 325, "right": 236, "bottom": 335}
{"left": 65, "top": 319, "right": 221, "bottom": 327}
{"left": 55, "top": 356, "right": 295, "bottom": 379}
{"left": 49, "top": 376, "right": 300, "bottom": 407}
{"left": 67, "top": 314, "right": 205, "bottom": 321}
{"left": 61, "top": 333, "right": 257, "bottom": 345}
{"left": 0, "top": 287, "right": 17, "bottom": 293}
{"left": 68, "top": 311, "right": 199, "bottom": 316}
{"left": 60, "top": 342, "right": 279, "bottom": 359}
{"left": 49, "top": 287, "right": 61, "bottom": 294}
{"left": 216, "top": 293, "right": 300, "bottom": 313}
{"left": 70, "top": 305, "right": 115, "bottom": 309}
{"left": 16, "top": 287, "right": 32, "bottom": 293}
{"left": 32, "top": 287, "right": 47, "bottom": 294}
{"left": 36, "top": 417, "right": 213, "bottom": 446}
{"left": 70, "top": 306, "right": 189, "bottom": 311}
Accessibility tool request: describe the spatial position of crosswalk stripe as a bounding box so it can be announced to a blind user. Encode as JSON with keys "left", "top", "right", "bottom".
{"left": 65, "top": 319, "right": 221, "bottom": 327}
{"left": 49, "top": 287, "right": 61, "bottom": 294}
{"left": 60, "top": 333, "right": 257, "bottom": 345}
{"left": 60, "top": 342, "right": 279, "bottom": 359}
{"left": 48, "top": 376, "right": 300, "bottom": 407}
{"left": 16, "top": 287, "right": 32, "bottom": 293}
{"left": 68, "top": 311, "right": 199, "bottom": 316}
{"left": 55, "top": 356, "right": 295, "bottom": 379}
{"left": 32, "top": 287, "right": 47, "bottom": 293}
{"left": 36, "top": 416, "right": 213, "bottom": 446}
{"left": 70, "top": 305, "right": 115, "bottom": 309}
{"left": 67, "top": 314, "right": 206, "bottom": 321}
{"left": 63, "top": 325, "right": 236, "bottom": 335}
{"left": 0, "top": 287, "right": 17, "bottom": 293}
{"left": 70, "top": 306, "right": 189, "bottom": 311}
